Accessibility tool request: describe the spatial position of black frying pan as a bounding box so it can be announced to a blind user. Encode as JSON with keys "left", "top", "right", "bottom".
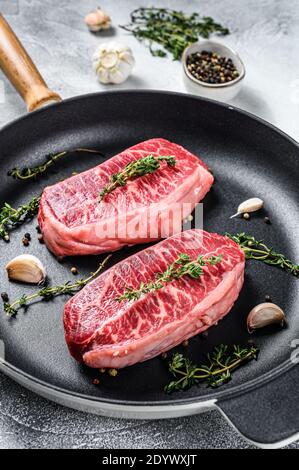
{"left": 0, "top": 15, "right": 298, "bottom": 449}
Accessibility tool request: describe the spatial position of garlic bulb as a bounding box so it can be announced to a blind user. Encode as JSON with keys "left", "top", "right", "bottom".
{"left": 6, "top": 255, "right": 46, "bottom": 284}
{"left": 93, "top": 42, "right": 135, "bottom": 84}
{"left": 85, "top": 7, "right": 111, "bottom": 32}
{"left": 230, "top": 197, "right": 264, "bottom": 218}
{"left": 247, "top": 302, "right": 286, "bottom": 333}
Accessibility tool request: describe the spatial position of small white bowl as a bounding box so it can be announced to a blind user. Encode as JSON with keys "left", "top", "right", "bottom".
{"left": 182, "top": 40, "right": 245, "bottom": 102}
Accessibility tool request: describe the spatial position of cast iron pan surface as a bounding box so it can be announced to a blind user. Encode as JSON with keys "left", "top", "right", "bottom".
{"left": 0, "top": 91, "right": 298, "bottom": 446}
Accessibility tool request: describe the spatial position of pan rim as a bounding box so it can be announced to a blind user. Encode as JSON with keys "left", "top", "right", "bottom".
{"left": 0, "top": 89, "right": 298, "bottom": 408}
{"left": 0, "top": 88, "right": 298, "bottom": 149}
{"left": 0, "top": 354, "right": 296, "bottom": 408}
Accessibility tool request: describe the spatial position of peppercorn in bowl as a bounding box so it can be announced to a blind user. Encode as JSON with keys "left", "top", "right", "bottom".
{"left": 182, "top": 40, "right": 245, "bottom": 102}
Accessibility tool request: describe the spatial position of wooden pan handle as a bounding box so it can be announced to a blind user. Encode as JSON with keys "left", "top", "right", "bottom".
{"left": 0, "top": 14, "right": 61, "bottom": 112}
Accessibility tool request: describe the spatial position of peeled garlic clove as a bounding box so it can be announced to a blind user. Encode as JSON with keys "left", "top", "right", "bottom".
{"left": 247, "top": 302, "right": 286, "bottom": 333}
{"left": 230, "top": 197, "right": 264, "bottom": 218}
{"left": 85, "top": 8, "right": 111, "bottom": 32}
{"left": 6, "top": 255, "right": 46, "bottom": 285}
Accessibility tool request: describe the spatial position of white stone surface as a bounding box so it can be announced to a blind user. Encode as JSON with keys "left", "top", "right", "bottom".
{"left": 0, "top": 0, "right": 298, "bottom": 449}
{"left": 1, "top": 0, "right": 299, "bottom": 140}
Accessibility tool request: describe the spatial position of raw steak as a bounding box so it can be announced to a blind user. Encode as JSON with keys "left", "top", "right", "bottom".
{"left": 64, "top": 229, "right": 245, "bottom": 368}
{"left": 38, "top": 138, "right": 213, "bottom": 257}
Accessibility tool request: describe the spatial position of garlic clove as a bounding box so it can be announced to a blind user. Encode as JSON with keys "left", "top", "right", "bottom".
{"left": 111, "top": 60, "right": 132, "bottom": 82}
{"left": 119, "top": 51, "right": 135, "bottom": 66}
{"left": 109, "top": 69, "right": 127, "bottom": 85}
{"left": 93, "top": 42, "right": 135, "bottom": 85}
{"left": 6, "top": 255, "right": 46, "bottom": 285}
{"left": 96, "top": 67, "right": 110, "bottom": 84}
{"left": 85, "top": 8, "right": 111, "bottom": 32}
{"left": 230, "top": 197, "right": 264, "bottom": 218}
{"left": 247, "top": 302, "right": 286, "bottom": 333}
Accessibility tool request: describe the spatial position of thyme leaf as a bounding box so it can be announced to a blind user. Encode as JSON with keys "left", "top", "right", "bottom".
{"left": 121, "top": 8, "right": 229, "bottom": 60}
{"left": 117, "top": 253, "right": 222, "bottom": 302}
{"left": 226, "top": 232, "right": 299, "bottom": 276}
{"left": 8, "top": 148, "right": 103, "bottom": 181}
{"left": 0, "top": 195, "right": 41, "bottom": 241}
{"left": 165, "top": 344, "right": 259, "bottom": 393}
{"left": 99, "top": 154, "right": 176, "bottom": 201}
{"left": 3, "top": 255, "right": 112, "bottom": 317}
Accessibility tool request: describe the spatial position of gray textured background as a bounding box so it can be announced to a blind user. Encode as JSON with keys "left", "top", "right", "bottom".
{"left": 0, "top": 0, "right": 298, "bottom": 449}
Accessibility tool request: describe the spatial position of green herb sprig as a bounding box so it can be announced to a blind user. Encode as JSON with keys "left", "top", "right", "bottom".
{"left": 8, "top": 148, "right": 102, "bottom": 181}
{"left": 165, "top": 344, "right": 258, "bottom": 393}
{"left": 99, "top": 154, "right": 176, "bottom": 201}
{"left": 121, "top": 8, "right": 229, "bottom": 60}
{"left": 3, "top": 255, "right": 111, "bottom": 317}
{"left": 117, "top": 253, "right": 222, "bottom": 302}
{"left": 0, "top": 195, "right": 41, "bottom": 241}
{"left": 227, "top": 232, "right": 299, "bottom": 276}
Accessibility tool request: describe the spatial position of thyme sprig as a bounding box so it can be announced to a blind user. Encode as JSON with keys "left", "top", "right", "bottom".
{"left": 8, "top": 148, "right": 102, "bottom": 181}
{"left": 0, "top": 195, "right": 41, "bottom": 241}
{"left": 117, "top": 253, "right": 222, "bottom": 302}
{"left": 227, "top": 232, "right": 299, "bottom": 276}
{"left": 3, "top": 255, "right": 111, "bottom": 317}
{"left": 165, "top": 344, "right": 258, "bottom": 393}
{"left": 99, "top": 154, "right": 176, "bottom": 201}
{"left": 121, "top": 8, "right": 229, "bottom": 60}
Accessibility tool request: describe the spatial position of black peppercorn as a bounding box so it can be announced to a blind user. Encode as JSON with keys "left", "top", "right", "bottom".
{"left": 186, "top": 51, "right": 239, "bottom": 85}
{"left": 1, "top": 292, "right": 9, "bottom": 302}
{"left": 22, "top": 237, "right": 29, "bottom": 246}
{"left": 24, "top": 232, "right": 31, "bottom": 241}
{"left": 264, "top": 216, "right": 271, "bottom": 224}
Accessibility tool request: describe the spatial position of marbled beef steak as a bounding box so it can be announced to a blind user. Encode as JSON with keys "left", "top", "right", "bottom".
{"left": 38, "top": 138, "right": 213, "bottom": 257}
{"left": 64, "top": 229, "right": 245, "bottom": 368}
